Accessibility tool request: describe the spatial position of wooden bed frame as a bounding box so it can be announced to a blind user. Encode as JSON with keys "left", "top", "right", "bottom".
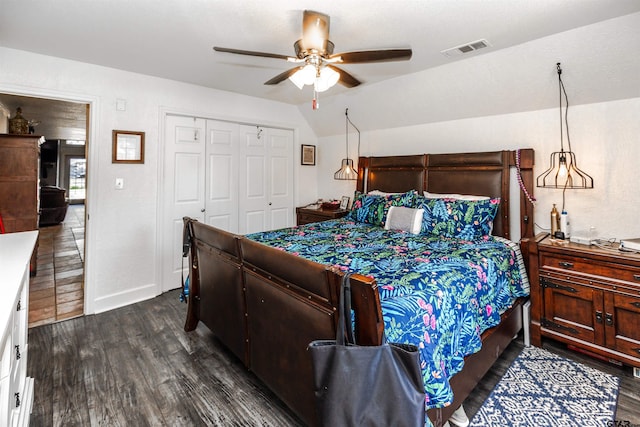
{"left": 184, "top": 149, "right": 535, "bottom": 426}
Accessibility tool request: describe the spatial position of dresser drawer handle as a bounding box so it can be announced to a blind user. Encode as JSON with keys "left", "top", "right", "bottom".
{"left": 595, "top": 311, "right": 603, "bottom": 324}
{"left": 632, "top": 302, "right": 640, "bottom": 309}
{"left": 558, "top": 261, "right": 574, "bottom": 269}
{"left": 605, "top": 313, "right": 614, "bottom": 326}
{"left": 634, "top": 274, "right": 640, "bottom": 281}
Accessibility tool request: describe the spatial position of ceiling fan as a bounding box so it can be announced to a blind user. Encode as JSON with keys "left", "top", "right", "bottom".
{"left": 213, "top": 10, "right": 412, "bottom": 108}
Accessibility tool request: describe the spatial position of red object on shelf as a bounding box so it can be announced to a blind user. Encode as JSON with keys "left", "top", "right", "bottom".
{"left": 0, "top": 214, "right": 5, "bottom": 234}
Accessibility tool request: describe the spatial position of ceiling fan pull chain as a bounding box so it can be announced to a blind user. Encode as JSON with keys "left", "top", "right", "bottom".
{"left": 313, "top": 88, "right": 319, "bottom": 110}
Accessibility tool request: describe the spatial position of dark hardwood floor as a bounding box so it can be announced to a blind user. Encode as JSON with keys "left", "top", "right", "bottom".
{"left": 28, "top": 290, "right": 640, "bottom": 426}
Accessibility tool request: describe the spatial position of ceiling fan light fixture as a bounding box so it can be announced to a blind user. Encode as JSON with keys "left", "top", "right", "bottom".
{"left": 314, "top": 67, "right": 340, "bottom": 92}
{"left": 289, "top": 64, "right": 339, "bottom": 92}
{"left": 289, "top": 64, "right": 316, "bottom": 89}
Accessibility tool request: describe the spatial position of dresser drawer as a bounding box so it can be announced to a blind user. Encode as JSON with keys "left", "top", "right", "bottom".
{"left": 296, "top": 207, "right": 348, "bottom": 225}
{"left": 540, "top": 252, "right": 640, "bottom": 287}
{"left": 298, "top": 212, "right": 326, "bottom": 224}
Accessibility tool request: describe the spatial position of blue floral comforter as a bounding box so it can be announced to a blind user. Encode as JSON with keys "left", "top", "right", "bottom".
{"left": 247, "top": 218, "right": 529, "bottom": 410}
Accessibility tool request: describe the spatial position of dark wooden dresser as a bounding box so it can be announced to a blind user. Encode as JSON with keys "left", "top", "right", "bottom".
{"left": 296, "top": 206, "right": 349, "bottom": 225}
{"left": 0, "top": 134, "right": 42, "bottom": 273}
{"left": 0, "top": 134, "right": 42, "bottom": 232}
{"left": 529, "top": 233, "right": 640, "bottom": 369}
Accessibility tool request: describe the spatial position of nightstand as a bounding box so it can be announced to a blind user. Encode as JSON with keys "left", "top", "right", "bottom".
{"left": 296, "top": 206, "right": 349, "bottom": 225}
{"left": 529, "top": 233, "right": 640, "bottom": 369}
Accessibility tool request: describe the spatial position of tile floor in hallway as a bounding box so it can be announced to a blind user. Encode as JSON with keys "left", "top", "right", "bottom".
{"left": 29, "top": 204, "right": 85, "bottom": 327}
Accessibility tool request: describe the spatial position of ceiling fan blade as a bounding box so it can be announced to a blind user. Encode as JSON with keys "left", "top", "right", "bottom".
{"left": 330, "top": 49, "right": 413, "bottom": 64}
{"left": 327, "top": 65, "right": 361, "bottom": 88}
{"left": 213, "top": 46, "right": 292, "bottom": 61}
{"left": 264, "top": 67, "right": 302, "bottom": 85}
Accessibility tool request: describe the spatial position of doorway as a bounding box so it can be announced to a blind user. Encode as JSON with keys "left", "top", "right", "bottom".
{"left": 0, "top": 93, "right": 89, "bottom": 326}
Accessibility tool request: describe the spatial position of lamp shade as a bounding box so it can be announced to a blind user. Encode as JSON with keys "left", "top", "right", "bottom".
{"left": 536, "top": 150, "right": 593, "bottom": 189}
{"left": 334, "top": 158, "right": 358, "bottom": 180}
{"left": 334, "top": 108, "right": 360, "bottom": 181}
{"left": 536, "top": 63, "right": 593, "bottom": 190}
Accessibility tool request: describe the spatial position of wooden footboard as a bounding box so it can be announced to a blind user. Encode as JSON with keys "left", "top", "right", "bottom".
{"left": 183, "top": 218, "right": 525, "bottom": 427}
{"left": 184, "top": 219, "right": 247, "bottom": 364}
{"left": 183, "top": 218, "right": 383, "bottom": 426}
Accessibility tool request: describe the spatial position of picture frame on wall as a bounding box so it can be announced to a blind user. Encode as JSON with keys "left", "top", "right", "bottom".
{"left": 301, "top": 144, "right": 316, "bottom": 166}
{"left": 112, "top": 130, "right": 145, "bottom": 164}
{"left": 340, "top": 196, "right": 350, "bottom": 210}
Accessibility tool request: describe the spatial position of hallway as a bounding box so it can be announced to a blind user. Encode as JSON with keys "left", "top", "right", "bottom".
{"left": 29, "top": 204, "right": 84, "bottom": 327}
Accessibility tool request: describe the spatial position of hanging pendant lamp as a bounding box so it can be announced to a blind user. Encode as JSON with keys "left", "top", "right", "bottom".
{"left": 334, "top": 108, "right": 359, "bottom": 180}
{"left": 536, "top": 63, "right": 593, "bottom": 190}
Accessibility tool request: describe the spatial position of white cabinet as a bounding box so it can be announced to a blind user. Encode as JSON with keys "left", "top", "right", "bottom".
{"left": 1, "top": 231, "right": 37, "bottom": 427}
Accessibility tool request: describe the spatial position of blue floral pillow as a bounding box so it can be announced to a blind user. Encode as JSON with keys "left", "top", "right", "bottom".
{"left": 413, "top": 195, "right": 500, "bottom": 240}
{"left": 349, "top": 190, "right": 417, "bottom": 226}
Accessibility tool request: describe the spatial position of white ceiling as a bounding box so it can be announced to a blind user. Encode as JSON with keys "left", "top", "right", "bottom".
{"left": 1, "top": 0, "right": 640, "bottom": 138}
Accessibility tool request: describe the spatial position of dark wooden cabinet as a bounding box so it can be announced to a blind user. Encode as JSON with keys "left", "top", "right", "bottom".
{"left": 0, "top": 134, "right": 42, "bottom": 273}
{"left": 296, "top": 206, "right": 349, "bottom": 225}
{"left": 0, "top": 134, "right": 42, "bottom": 232}
{"left": 529, "top": 234, "right": 640, "bottom": 368}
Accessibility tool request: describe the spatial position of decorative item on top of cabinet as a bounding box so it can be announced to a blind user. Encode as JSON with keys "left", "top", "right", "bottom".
{"left": 8, "top": 108, "right": 29, "bottom": 135}
{"left": 296, "top": 206, "right": 348, "bottom": 226}
{"left": 529, "top": 233, "right": 640, "bottom": 369}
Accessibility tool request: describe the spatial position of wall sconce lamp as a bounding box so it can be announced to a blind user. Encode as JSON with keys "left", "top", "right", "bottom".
{"left": 334, "top": 108, "right": 359, "bottom": 180}
{"left": 537, "top": 63, "right": 594, "bottom": 193}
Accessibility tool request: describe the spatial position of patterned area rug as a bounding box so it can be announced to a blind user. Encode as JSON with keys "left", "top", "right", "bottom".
{"left": 470, "top": 346, "right": 619, "bottom": 427}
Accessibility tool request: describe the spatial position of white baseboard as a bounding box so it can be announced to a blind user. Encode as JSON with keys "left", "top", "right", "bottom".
{"left": 93, "top": 283, "right": 157, "bottom": 314}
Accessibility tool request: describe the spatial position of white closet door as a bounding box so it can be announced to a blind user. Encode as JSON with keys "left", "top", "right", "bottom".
{"left": 238, "top": 125, "right": 294, "bottom": 234}
{"left": 162, "top": 115, "right": 206, "bottom": 292}
{"left": 266, "top": 127, "right": 294, "bottom": 231}
{"left": 205, "top": 120, "right": 239, "bottom": 233}
{"left": 239, "top": 125, "right": 267, "bottom": 234}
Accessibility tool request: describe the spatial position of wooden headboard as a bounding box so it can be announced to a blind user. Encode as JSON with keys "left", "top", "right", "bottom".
{"left": 356, "top": 149, "right": 535, "bottom": 241}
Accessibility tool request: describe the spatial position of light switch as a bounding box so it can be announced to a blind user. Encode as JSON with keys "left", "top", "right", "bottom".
{"left": 115, "top": 178, "right": 124, "bottom": 189}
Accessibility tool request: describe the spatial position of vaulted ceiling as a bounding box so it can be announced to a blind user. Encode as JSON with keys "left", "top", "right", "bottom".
{"left": 1, "top": 0, "right": 639, "bottom": 138}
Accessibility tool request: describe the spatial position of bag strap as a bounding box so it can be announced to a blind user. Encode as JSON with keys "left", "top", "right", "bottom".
{"left": 180, "top": 218, "right": 195, "bottom": 302}
{"left": 336, "top": 272, "right": 387, "bottom": 346}
{"left": 336, "top": 272, "right": 354, "bottom": 345}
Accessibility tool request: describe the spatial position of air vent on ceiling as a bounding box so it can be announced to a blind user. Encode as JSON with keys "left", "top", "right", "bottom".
{"left": 440, "top": 39, "right": 491, "bottom": 57}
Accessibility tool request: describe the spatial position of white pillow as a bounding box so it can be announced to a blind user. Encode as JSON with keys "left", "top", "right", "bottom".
{"left": 423, "top": 191, "right": 490, "bottom": 201}
{"left": 384, "top": 206, "right": 424, "bottom": 234}
{"left": 368, "top": 190, "right": 402, "bottom": 196}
